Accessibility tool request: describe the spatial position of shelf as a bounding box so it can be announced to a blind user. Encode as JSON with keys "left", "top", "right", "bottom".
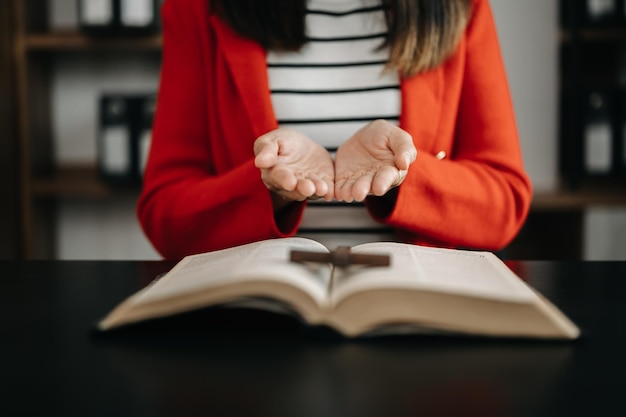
{"left": 30, "top": 164, "right": 626, "bottom": 211}
{"left": 532, "top": 185, "right": 626, "bottom": 211}
{"left": 31, "top": 165, "right": 140, "bottom": 198}
{"left": 560, "top": 27, "right": 626, "bottom": 43}
{"left": 22, "top": 32, "right": 162, "bottom": 51}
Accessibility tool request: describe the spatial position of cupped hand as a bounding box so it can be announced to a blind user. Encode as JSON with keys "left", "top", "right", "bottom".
{"left": 254, "top": 128, "right": 335, "bottom": 202}
{"left": 334, "top": 120, "right": 417, "bottom": 202}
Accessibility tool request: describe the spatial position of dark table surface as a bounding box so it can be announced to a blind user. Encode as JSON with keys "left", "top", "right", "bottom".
{"left": 2, "top": 260, "right": 626, "bottom": 417}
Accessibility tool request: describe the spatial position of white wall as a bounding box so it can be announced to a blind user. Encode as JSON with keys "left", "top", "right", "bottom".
{"left": 490, "top": 0, "right": 559, "bottom": 192}
{"left": 52, "top": 52, "right": 162, "bottom": 260}
{"left": 49, "top": 0, "right": 626, "bottom": 260}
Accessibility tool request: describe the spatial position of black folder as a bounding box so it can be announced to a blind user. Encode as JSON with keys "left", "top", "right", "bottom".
{"left": 582, "top": 91, "right": 615, "bottom": 175}
{"left": 580, "top": 0, "right": 622, "bottom": 26}
{"left": 98, "top": 93, "right": 156, "bottom": 184}
{"left": 118, "top": 0, "right": 161, "bottom": 35}
{"left": 78, "top": 0, "right": 161, "bottom": 36}
{"left": 98, "top": 95, "right": 134, "bottom": 183}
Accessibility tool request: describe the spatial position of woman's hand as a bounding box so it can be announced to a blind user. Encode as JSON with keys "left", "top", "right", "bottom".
{"left": 254, "top": 128, "right": 335, "bottom": 204}
{"left": 334, "top": 120, "right": 417, "bottom": 202}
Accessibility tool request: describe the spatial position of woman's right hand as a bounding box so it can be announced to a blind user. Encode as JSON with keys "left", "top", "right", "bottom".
{"left": 254, "top": 128, "right": 335, "bottom": 204}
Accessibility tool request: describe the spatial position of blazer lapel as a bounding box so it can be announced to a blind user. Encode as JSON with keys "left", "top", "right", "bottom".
{"left": 210, "top": 16, "right": 278, "bottom": 139}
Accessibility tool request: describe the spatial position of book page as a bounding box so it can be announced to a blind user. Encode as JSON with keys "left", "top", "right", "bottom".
{"left": 132, "top": 237, "right": 332, "bottom": 307}
{"left": 331, "top": 242, "right": 536, "bottom": 305}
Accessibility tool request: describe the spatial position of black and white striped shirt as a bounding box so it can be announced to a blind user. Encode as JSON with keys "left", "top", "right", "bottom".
{"left": 267, "top": 0, "right": 400, "bottom": 248}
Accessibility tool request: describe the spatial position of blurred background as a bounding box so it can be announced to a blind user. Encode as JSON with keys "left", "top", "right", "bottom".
{"left": 1, "top": 0, "right": 626, "bottom": 260}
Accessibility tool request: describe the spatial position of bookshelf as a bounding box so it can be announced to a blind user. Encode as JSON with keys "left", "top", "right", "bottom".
{"left": 13, "top": 0, "right": 161, "bottom": 258}
{"left": 559, "top": 1, "right": 626, "bottom": 188}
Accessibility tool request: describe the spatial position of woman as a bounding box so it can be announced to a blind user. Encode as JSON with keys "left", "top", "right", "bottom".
{"left": 138, "top": 0, "right": 532, "bottom": 259}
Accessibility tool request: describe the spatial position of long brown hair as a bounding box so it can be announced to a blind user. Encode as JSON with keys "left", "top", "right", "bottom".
{"left": 212, "top": 0, "right": 472, "bottom": 77}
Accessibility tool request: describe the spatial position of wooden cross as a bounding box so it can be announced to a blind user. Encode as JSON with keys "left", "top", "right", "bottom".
{"left": 290, "top": 246, "right": 390, "bottom": 268}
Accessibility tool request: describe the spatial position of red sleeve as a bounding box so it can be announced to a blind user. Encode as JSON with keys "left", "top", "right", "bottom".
{"left": 369, "top": 0, "right": 532, "bottom": 250}
{"left": 137, "top": 0, "right": 300, "bottom": 259}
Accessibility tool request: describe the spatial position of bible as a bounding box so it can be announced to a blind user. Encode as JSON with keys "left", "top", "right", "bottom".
{"left": 98, "top": 237, "right": 580, "bottom": 339}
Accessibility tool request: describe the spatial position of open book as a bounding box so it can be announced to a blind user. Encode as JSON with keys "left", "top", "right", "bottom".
{"left": 99, "top": 237, "right": 580, "bottom": 339}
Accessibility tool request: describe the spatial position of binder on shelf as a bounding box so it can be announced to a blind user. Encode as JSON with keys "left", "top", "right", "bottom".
{"left": 78, "top": 0, "right": 119, "bottom": 36}
{"left": 98, "top": 95, "right": 134, "bottom": 183}
{"left": 78, "top": 0, "right": 161, "bottom": 36}
{"left": 97, "top": 93, "right": 156, "bottom": 184}
{"left": 582, "top": 91, "right": 614, "bottom": 175}
{"left": 581, "top": 0, "right": 621, "bottom": 25}
{"left": 119, "top": 0, "right": 160, "bottom": 35}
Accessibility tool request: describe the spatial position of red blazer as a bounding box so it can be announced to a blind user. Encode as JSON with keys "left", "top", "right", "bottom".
{"left": 138, "top": 0, "right": 532, "bottom": 259}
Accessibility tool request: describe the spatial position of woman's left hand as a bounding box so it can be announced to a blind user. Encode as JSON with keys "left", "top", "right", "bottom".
{"left": 334, "top": 120, "right": 417, "bottom": 202}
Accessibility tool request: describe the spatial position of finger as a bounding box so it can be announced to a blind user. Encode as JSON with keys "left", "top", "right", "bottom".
{"left": 295, "top": 178, "right": 316, "bottom": 198}
{"left": 351, "top": 172, "right": 375, "bottom": 202}
{"left": 322, "top": 178, "right": 335, "bottom": 201}
{"left": 371, "top": 167, "right": 398, "bottom": 196}
{"left": 338, "top": 175, "right": 362, "bottom": 203}
{"left": 388, "top": 131, "right": 417, "bottom": 170}
{"left": 254, "top": 140, "right": 279, "bottom": 169}
{"left": 270, "top": 166, "right": 298, "bottom": 192}
{"left": 395, "top": 151, "right": 414, "bottom": 171}
{"left": 276, "top": 189, "right": 308, "bottom": 202}
{"left": 308, "top": 175, "right": 331, "bottom": 198}
{"left": 395, "top": 169, "right": 408, "bottom": 186}
{"left": 334, "top": 176, "right": 348, "bottom": 202}
{"left": 335, "top": 175, "right": 360, "bottom": 202}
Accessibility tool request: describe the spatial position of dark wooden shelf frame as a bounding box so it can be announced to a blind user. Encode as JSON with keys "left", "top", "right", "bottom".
{"left": 561, "top": 27, "right": 626, "bottom": 43}
{"left": 31, "top": 165, "right": 141, "bottom": 199}
{"left": 23, "top": 32, "right": 162, "bottom": 51}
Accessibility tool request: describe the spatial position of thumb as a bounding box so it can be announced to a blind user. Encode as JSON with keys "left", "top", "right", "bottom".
{"left": 254, "top": 140, "right": 279, "bottom": 169}
{"left": 394, "top": 149, "right": 417, "bottom": 170}
{"left": 389, "top": 131, "right": 417, "bottom": 170}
